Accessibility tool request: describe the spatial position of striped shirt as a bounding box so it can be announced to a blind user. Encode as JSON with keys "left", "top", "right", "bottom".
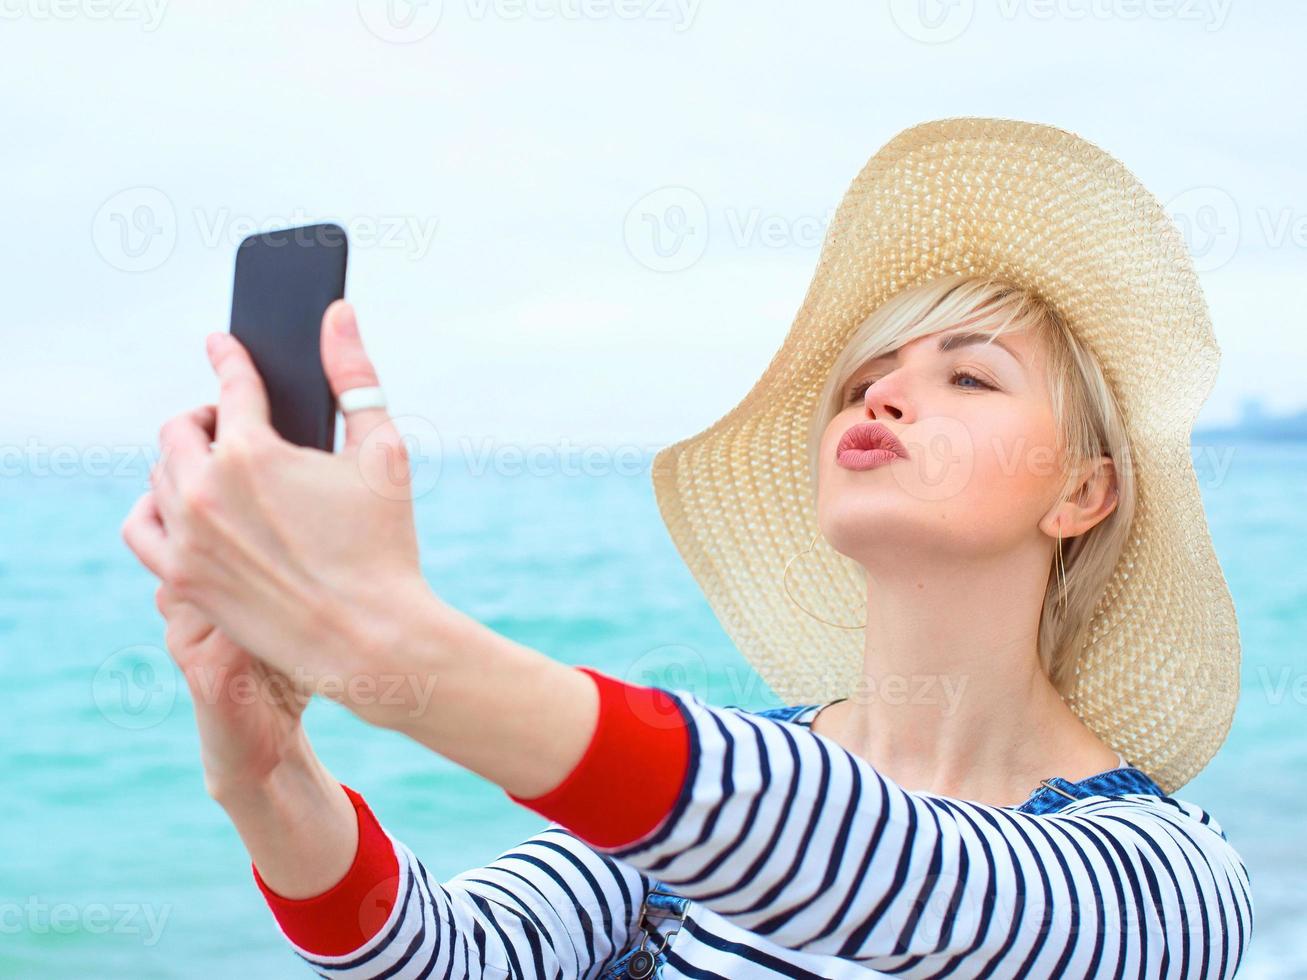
{"left": 254, "top": 666, "right": 1254, "bottom": 978}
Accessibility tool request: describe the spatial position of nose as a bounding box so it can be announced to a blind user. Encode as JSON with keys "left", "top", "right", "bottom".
{"left": 864, "top": 381, "right": 905, "bottom": 422}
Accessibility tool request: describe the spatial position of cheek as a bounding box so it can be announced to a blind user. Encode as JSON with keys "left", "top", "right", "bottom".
{"left": 820, "top": 409, "right": 852, "bottom": 453}
{"left": 956, "top": 412, "right": 1063, "bottom": 522}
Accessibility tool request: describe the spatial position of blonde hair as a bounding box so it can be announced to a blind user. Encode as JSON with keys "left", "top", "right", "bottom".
{"left": 807, "top": 273, "right": 1136, "bottom": 696}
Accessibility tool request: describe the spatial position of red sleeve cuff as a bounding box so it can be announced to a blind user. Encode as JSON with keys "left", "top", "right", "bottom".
{"left": 506, "top": 665, "right": 691, "bottom": 849}
{"left": 251, "top": 783, "right": 400, "bottom": 957}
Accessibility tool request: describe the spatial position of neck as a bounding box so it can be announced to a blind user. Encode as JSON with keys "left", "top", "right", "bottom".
{"left": 830, "top": 550, "right": 1104, "bottom": 806}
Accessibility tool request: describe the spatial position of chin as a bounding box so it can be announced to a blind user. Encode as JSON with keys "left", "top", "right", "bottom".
{"left": 819, "top": 496, "right": 924, "bottom": 558}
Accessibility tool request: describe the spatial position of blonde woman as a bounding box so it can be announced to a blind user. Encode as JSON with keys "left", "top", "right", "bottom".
{"left": 123, "top": 118, "right": 1252, "bottom": 978}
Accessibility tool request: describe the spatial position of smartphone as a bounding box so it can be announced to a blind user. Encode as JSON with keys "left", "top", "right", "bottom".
{"left": 228, "top": 223, "right": 349, "bottom": 451}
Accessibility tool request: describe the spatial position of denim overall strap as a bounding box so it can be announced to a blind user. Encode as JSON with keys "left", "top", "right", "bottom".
{"left": 744, "top": 703, "right": 818, "bottom": 724}
{"left": 600, "top": 887, "right": 690, "bottom": 979}
{"left": 1014, "top": 766, "right": 1167, "bottom": 815}
{"left": 741, "top": 704, "right": 1167, "bottom": 818}
{"left": 603, "top": 706, "right": 812, "bottom": 975}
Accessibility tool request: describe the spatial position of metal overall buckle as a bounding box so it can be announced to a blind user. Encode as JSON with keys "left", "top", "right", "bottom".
{"left": 1038, "top": 778, "right": 1080, "bottom": 801}
{"left": 618, "top": 888, "right": 689, "bottom": 979}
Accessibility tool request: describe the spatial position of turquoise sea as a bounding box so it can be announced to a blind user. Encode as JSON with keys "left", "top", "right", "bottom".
{"left": 2, "top": 442, "right": 1303, "bottom": 978}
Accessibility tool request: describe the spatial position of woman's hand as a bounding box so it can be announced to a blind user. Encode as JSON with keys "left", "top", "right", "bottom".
{"left": 152, "top": 576, "right": 361, "bottom": 899}
{"left": 154, "top": 579, "right": 311, "bottom": 799}
{"left": 122, "top": 300, "right": 450, "bottom": 727}
{"left": 122, "top": 299, "right": 598, "bottom": 802}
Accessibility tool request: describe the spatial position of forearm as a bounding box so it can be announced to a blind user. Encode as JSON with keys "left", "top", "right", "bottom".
{"left": 211, "top": 728, "right": 358, "bottom": 900}
{"left": 377, "top": 596, "right": 601, "bottom": 800}
{"left": 370, "top": 593, "right": 688, "bottom": 849}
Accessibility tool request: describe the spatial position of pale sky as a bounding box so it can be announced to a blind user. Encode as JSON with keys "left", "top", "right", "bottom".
{"left": 3, "top": 0, "right": 1302, "bottom": 461}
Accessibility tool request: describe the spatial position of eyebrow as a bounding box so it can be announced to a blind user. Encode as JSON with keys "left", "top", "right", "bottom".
{"left": 940, "top": 332, "right": 1026, "bottom": 367}
{"left": 861, "top": 332, "right": 1026, "bottom": 371}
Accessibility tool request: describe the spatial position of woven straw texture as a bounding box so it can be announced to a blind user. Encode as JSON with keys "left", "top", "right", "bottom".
{"left": 650, "top": 117, "right": 1240, "bottom": 795}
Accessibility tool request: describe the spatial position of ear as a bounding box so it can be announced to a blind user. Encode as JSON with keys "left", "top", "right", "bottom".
{"left": 1040, "top": 455, "right": 1119, "bottom": 539}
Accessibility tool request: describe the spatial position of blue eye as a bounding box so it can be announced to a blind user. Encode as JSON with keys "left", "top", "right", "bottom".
{"left": 951, "top": 370, "right": 993, "bottom": 391}
{"left": 844, "top": 370, "right": 993, "bottom": 404}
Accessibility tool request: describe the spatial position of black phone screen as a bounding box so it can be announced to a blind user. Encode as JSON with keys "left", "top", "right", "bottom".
{"left": 228, "top": 223, "right": 349, "bottom": 451}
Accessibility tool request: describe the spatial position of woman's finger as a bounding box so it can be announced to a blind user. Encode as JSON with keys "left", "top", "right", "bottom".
{"left": 155, "top": 404, "right": 218, "bottom": 520}
{"left": 206, "top": 332, "right": 272, "bottom": 442}
{"left": 161, "top": 404, "right": 217, "bottom": 466}
{"left": 156, "top": 584, "right": 213, "bottom": 653}
{"left": 121, "top": 491, "right": 169, "bottom": 579}
{"left": 320, "top": 300, "right": 392, "bottom": 452}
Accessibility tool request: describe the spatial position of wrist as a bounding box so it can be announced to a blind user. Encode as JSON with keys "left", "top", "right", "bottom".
{"left": 214, "top": 747, "right": 360, "bottom": 902}
{"left": 252, "top": 782, "right": 401, "bottom": 955}
{"left": 338, "top": 581, "right": 462, "bottom": 732}
{"left": 208, "top": 727, "right": 329, "bottom": 817}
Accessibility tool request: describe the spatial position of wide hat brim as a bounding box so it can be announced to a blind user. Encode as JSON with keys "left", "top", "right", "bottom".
{"left": 650, "top": 116, "right": 1240, "bottom": 796}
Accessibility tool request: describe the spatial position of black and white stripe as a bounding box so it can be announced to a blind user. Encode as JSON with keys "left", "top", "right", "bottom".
{"left": 275, "top": 690, "right": 1254, "bottom": 978}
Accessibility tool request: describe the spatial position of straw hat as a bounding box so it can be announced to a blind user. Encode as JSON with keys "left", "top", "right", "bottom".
{"left": 649, "top": 116, "right": 1240, "bottom": 795}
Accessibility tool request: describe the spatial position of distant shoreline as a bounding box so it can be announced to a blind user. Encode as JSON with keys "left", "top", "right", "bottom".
{"left": 1197, "top": 401, "right": 1307, "bottom": 443}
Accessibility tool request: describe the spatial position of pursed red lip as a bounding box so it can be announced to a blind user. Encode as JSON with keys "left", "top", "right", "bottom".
{"left": 836, "top": 422, "right": 909, "bottom": 464}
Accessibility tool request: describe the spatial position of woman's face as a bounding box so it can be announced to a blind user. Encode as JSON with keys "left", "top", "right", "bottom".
{"left": 816, "top": 327, "right": 1069, "bottom": 565}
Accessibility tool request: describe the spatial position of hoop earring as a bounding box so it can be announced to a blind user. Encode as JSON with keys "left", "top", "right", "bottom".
{"left": 782, "top": 531, "right": 867, "bottom": 631}
{"left": 1055, "top": 526, "right": 1068, "bottom": 619}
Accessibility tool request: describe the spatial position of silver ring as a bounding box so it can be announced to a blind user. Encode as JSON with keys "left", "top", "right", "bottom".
{"left": 338, "top": 386, "right": 387, "bottom": 413}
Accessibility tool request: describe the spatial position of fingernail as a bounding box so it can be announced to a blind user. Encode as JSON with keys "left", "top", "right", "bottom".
{"left": 334, "top": 303, "right": 358, "bottom": 339}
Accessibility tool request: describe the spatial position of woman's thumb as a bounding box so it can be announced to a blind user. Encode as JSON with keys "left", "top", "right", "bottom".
{"left": 320, "top": 300, "right": 392, "bottom": 452}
